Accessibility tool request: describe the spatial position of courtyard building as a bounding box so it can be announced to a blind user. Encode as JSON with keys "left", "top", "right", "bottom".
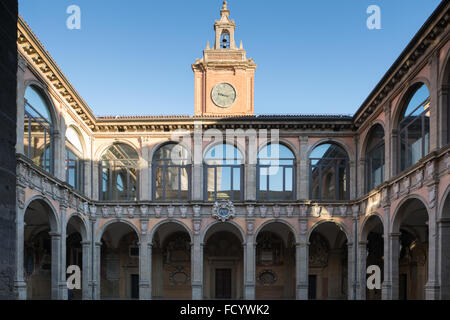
{"left": 13, "top": 1, "right": 450, "bottom": 300}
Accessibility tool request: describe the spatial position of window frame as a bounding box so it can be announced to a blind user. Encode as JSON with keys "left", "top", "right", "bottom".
{"left": 309, "top": 144, "right": 350, "bottom": 201}
{"left": 24, "top": 95, "right": 54, "bottom": 174}
{"left": 398, "top": 90, "right": 431, "bottom": 172}
{"left": 152, "top": 143, "right": 191, "bottom": 201}
{"left": 203, "top": 143, "right": 244, "bottom": 202}
{"left": 256, "top": 143, "right": 296, "bottom": 201}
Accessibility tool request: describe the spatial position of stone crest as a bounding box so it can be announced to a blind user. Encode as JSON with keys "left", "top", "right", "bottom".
{"left": 212, "top": 199, "right": 235, "bottom": 222}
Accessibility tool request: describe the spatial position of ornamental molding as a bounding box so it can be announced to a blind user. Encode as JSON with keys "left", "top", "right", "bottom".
{"left": 257, "top": 270, "right": 277, "bottom": 286}
{"left": 212, "top": 200, "right": 236, "bottom": 222}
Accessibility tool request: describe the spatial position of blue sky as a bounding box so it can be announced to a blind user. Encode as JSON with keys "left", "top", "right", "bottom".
{"left": 19, "top": 0, "right": 442, "bottom": 117}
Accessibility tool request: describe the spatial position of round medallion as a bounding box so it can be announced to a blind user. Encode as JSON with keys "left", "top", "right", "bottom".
{"left": 211, "top": 82, "right": 237, "bottom": 108}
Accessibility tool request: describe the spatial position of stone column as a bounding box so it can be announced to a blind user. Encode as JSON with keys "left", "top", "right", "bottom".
{"left": 358, "top": 159, "right": 366, "bottom": 198}
{"left": 58, "top": 205, "right": 68, "bottom": 300}
{"left": 389, "top": 232, "right": 401, "bottom": 300}
{"left": 245, "top": 135, "right": 257, "bottom": 201}
{"left": 425, "top": 204, "right": 440, "bottom": 300}
{"left": 81, "top": 241, "right": 91, "bottom": 300}
{"left": 191, "top": 234, "right": 204, "bottom": 300}
{"left": 139, "top": 233, "right": 152, "bottom": 300}
{"left": 298, "top": 135, "right": 308, "bottom": 200}
{"left": 140, "top": 144, "right": 150, "bottom": 201}
{"left": 381, "top": 205, "right": 391, "bottom": 300}
{"left": 16, "top": 55, "right": 27, "bottom": 155}
{"left": 438, "top": 217, "right": 450, "bottom": 300}
{"left": 92, "top": 241, "right": 102, "bottom": 300}
{"left": 350, "top": 161, "right": 356, "bottom": 200}
{"left": 49, "top": 232, "right": 62, "bottom": 300}
{"left": 192, "top": 123, "right": 203, "bottom": 201}
{"left": 357, "top": 241, "right": 367, "bottom": 300}
{"left": 296, "top": 237, "right": 309, "bottom": 299}
{"left": 429, "top": 51, "right": 439, "bottom": 152}
{"left": 243, "top": 228, "right": 255, "bottom": 299}
{"left": 383, "top": 104, "right": 392, "bottom": 181}
{"left": 438, "top": 85, "right": 449, "bottom": 147}
{"left": 347, "top": 242, "right": 356, "bottom": 300}
{"left": 14, "top": 205, "right": 27, "bottom": 300}
{"left": 390, "top": 130, "right": 398, "bottom": 176}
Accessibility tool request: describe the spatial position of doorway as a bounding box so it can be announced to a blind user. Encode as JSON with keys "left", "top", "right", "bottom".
{"left": 215, "top": 268, "right": 232, "bottom": 299}
{"left": 131, "top": 274, "right": 139, "bottom": 299}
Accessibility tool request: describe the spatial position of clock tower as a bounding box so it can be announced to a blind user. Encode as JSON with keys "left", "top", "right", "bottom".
{"left": 192, "top": 1, "right": 257, "bottom": 116}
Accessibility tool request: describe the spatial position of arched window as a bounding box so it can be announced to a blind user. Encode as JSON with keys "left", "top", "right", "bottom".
{"left": 365, "top": 124, "right": 385, "bottom": 192}
{"left": 24, "top": 85, "right": 54, "bottom": 173}
{"left": 309, "top": 143, "right": 349, "bottom": 200}
{"left": 100, "top": 143, "right": 139, "bottom": 201}
{"left": 399, "top": 83, "right": 430, "bottom": 172}
{"left": 204, "top": 144, "right": 243, "bottom": 201}
{"left": 65, "top": 127, "right": 84, "bottom": 193}
{"left": 257, "top": 144, "right": 296, "bottom": 201}
{"left": 152, "top": 143, "right": 190, "bottom": 201}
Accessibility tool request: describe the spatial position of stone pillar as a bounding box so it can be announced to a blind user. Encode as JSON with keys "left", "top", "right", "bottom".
{"left": 140, "top": 144, "right": 150, "bottom": 201}
{"left": 357, "top": 241, "right": 367, "bottom": 300}
{"left": 381, "top": 205, "right": 391, "bottom": 300}
{"left": 298, "top": 135, "right": 308, "bottom": 200}
{"left": 358, "top": 159, "right": 366, "bottom": 198}
{"left": 347, "top": 242, "right": 356, "bottom": 300}
{"left": 350, "top": 161, "right": 356, "bottom": 200}
{"left": 296, "top": 237, "right": 309, "bottom": 299}
{"left": 192, "top": 123, "right": 203, "bottom": 201}
{"left": 383, "top": 104, "right": 392, "bottom": 181}
{"left": 390, "top": 130, "right": 398, "bottom": 176}
{"left": 438, "top": 85, "right": 449, "bottom": 147}
{"left": 425, "top": 205, "right": 440, "bottom": 300}
{"left": 14, "top": 205, "right": 27, "bottom": 300}
{"left": 389, "top": 232, "right": 401, "bottom": 300}
{"left": 16, "top": 55, "right": 27, "bottom": 155}
{"left": 81, "top": 241, "right": 91, "bottom": 300}
{"left": 243, "top": 229, "right": 255, "bottom": 299}
{"left": 429, "top": 51, "right": 439, "bottom": 152}
{"left": 92, "top": 241, "right": 102, "bottom": 300}
{"left": 438, "top": 217, "right": 450, "bottom": 300}
{"left": 139, "top": 233, "right": 152, "bottom": 300}
{"left": 245, "top": 135, "right": 257, "bottom": 201}
{"left": 49, "top": 232, "right": 62, "bottom": 300}
{"left": 58, "top": 205, "right": 68, "bottom": 300}
{"left": 191, "top": 234, "right": 204, "bottom": 300}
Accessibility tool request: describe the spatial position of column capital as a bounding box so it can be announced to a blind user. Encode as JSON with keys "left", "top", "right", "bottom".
{"left": 48, "top": 232, "right": 61, "bottom": 238}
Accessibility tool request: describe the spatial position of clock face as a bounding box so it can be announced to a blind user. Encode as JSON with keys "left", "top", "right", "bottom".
{"left": 211, "top": 82, "right": 237, "bottom": 108}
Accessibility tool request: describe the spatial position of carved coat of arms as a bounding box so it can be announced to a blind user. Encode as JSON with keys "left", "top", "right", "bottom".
{"left": 212, "top": 199, "right": 235, "bottom": 222}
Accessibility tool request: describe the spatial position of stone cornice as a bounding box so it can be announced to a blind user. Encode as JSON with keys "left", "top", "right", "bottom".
{"left": 17, "top": 16, "right": 96, "bottom": 131}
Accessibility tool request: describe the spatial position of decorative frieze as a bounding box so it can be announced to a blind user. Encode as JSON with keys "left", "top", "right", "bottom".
{"left": 246, "top": 205, "right": 254, "bottom": 217}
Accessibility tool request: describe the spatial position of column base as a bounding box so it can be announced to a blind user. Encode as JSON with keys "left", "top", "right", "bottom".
{"left": 192, "top": 284, "right": 203, "bottom": 300}
{"left": 381, "top": 282, "right": 392, "bottom": 300}
{"left": 296, "top": 284, "right": 308, "bottom": 300}
{"left": 139, "top": 282, "right": 151, "bottom": 300}
{"left": 244, "top": 284, "right": 255, "bottom": 300}
{"left": 14, "top": 280, "right": 27, "bottom": 300}
{"left": 425, "top": 281, "right": 440, "bottom": 300}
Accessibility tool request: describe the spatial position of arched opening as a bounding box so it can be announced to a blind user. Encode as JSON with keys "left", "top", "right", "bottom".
{"left": 365, "top": 124, "right": 385, "bottom": 193}
{"left": 440, "top": 191, "right": 450, "bottom": 299}
{"left": 308, "top": 222, "right": 348, "bottom": 300}
{"left": 309, "top": 143, "right": 350, "bottom": 200}
{"left": 361, "top": 215, "right": 384, "bottom": 300}
{"left": 220, "top": 31, "right": 230, "bottom": 49}
{"left": 204, "top": 144, "right": 244, "bottom": 201}
{"left": 100, "top": 222, "right": 139, "bottom": 300}
{"left": 257, "top": 144, "right": 296, "bottom": 201}
{"left": 398, "top": 83, "right": 430, "bottom": 172}
{"left": 203, "top": 223, "right": 244, "bottom": 299}
{"left": 24, "top": 85, "right": 54, "bottom": 174}
{"left": 152, "top": 143, "right": 191, "bottom": 201}
{"left": 65, "top": 126, "right": 84, "bottom": 193}
{"left": 66, "top": 215, "right": 87, "bottom": 300}
{"left": 23, "top": 199, "right": 57, "bottom": 300}
{"left": 151, "top": 222, "right": 192, "bottom": 299}
{"left": 393, "top": 198, "right": 429, "bottom": 300}
{"left": 255, "top": 222, "right": 296, "bottom": 299}
{"left": 100, "top": 143, "right": 139, "bottom": 201}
